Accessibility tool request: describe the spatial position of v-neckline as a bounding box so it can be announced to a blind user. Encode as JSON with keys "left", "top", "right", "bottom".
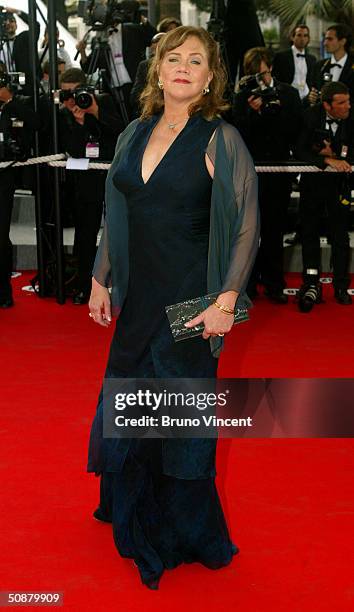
{"left": 140, "top": 115, "right": 191, "bottom": 186}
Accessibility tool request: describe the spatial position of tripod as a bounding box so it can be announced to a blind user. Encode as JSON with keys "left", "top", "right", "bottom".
{"left": 86, "top": 28, "right": 130, "bottom": 127}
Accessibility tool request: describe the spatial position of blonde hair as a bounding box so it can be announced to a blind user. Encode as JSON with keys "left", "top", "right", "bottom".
{"left": 139, "top": 26, "right": 229, "bottom": 121}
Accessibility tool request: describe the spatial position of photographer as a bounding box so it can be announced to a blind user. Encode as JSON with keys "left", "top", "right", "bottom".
{"left": 76, "top": 0, "right": 156, "bottom": 120}
{"left": 0, "top": 5, "right": 40, "bottom": 94}
{"left": 59, "top": 68, "right": 124, "bottom": 304}
{"left": 309, "top": 24, "right": 354, "bottom": 106}
{"left": 295, "top": 81, "right": 353, "bottom": 311}
{"left": 0, "top": 61, "right": 40, "bottom": 307}
{"left": 232, "top": 47, "right": 303, "bottom": 303}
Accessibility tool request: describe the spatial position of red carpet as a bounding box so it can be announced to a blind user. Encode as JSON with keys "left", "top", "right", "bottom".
{"left": 0, "top": 272, "right": 353, "bottom": 611}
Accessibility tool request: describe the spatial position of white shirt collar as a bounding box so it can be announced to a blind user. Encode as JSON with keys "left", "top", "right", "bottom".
{"left": 330, "top": 53, "right": 347, "bottom": 67}
{"left": 291, "top": 44, "right": 305, "bottom": 57}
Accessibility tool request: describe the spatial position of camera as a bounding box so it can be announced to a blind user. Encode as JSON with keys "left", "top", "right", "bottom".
{"left": 0, "top": 72, "right": 26, "bottom": 92}
{"left": 59, "top": 86, "right": 96, "bottom": 109}
{"left": 322, "top": 72, "right": 333, "bottom": 84}
{"left": 78, "top": 0, "right": 139, "bottom": 30}
{"left": 238, "top": 73, "right": 281, "bottom": 114}
{"left": 0, "top": 130, "right": 22, "bottom": 161}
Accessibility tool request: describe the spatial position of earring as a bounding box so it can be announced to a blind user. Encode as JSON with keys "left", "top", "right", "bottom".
{"left": 158, "top": 78, "right": 164, "bottom": 90}
{"left": 202, "top": 85, "right": 210, "bottom": 95}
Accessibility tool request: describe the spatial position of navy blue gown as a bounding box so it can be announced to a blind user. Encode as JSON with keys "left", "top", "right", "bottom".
{"left": 88, "top": 114, "right": 238, "bottom": 588}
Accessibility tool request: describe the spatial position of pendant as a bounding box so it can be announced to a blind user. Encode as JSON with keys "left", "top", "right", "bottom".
{"left": 168, "top": 123, "right": 177, "bottom": 129}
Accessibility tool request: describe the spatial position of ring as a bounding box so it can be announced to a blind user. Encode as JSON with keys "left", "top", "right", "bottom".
{"left": 89, "top": 313, "right": 93, "bottom": 318}
{"left": 218, "top": 333, "right": 225, "bottom": 337}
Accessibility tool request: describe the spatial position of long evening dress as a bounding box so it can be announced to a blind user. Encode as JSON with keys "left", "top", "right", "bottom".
{"left": 88, "top": 113, "right": 238, "bottom": 589}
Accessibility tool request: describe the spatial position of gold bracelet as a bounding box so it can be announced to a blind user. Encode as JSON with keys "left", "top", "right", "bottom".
{"left": 213, "top": 300, "right": 234, "bottom": 315}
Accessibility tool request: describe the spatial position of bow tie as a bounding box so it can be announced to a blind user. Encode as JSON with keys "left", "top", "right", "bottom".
{"left": 296, "top": 53, "right": 305, "bottom": 58}
{"left": 327, "top": 118, "right": 340, "bottom": 126}
{"left": 109, "top": 27, "right": 118, "bottom": 34}
{"left": 330, "top": 63, "right": 342, "bottom": 69}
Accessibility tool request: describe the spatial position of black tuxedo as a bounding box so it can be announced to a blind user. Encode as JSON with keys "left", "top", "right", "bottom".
{"left": 295, "top": 104, "right": 354, "bottom": 289}
{"left": 312, "top": 54, "right": 354, "bottom": 98}
{"left": 272, "top": 48, "right": 316, "bottom": 89}
{"left": 296, "top": 104, "right": 354, "bottom": 167}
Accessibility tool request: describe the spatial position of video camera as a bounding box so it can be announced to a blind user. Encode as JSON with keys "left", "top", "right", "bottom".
{"left": 78, "top": 0, "right": 139, "bottom": 30}
{"left": 238, "top": 73, "right": 281, "bottom": 114}
{"left": 57, "top": 86, "right": 96, "bottom": 109}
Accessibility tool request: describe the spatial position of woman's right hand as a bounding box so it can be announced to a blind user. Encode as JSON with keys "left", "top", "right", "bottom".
{"left": 88, "top": 277, "right": 111, "bottom": 327}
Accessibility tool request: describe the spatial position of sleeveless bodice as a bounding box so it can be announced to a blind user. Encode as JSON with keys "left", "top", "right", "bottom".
{"left": 111, "top": 113, "right": 221, "bottom": 368}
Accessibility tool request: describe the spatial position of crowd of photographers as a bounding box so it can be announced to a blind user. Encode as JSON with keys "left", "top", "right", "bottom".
{"left": 0, "top": 5, "right": 353, "bottom": 312}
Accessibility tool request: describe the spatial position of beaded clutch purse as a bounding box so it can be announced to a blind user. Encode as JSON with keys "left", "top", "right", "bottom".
{"left": 165, "top": 292, "right": 249, "bottom": 342}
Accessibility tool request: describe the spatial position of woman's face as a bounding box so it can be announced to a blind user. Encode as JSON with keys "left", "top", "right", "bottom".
{"left": 158, "top": 36, "right": 213, "bottom": 105}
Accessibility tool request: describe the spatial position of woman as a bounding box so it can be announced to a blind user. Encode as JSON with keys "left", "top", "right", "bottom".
{"left": 88, "top": 26, "right": 259, "bottom": 589}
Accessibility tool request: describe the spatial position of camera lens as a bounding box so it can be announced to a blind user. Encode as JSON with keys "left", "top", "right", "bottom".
{"left": 74, "top": 91, "right": 92, "bottom": 109}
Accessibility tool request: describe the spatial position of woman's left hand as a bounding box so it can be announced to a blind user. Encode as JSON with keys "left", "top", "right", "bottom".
{"left": 185, "top": 305, "right": 234, "bottom": 339}
{"left": 184, "top": 291, "right": 238, "bottom": 340}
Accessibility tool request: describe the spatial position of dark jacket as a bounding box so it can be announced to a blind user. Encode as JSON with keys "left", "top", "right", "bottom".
{"left": 129, "top": 58, "right": 150, "bottom": 117}
{"left": 0, "top": 95, "right": 40, "bottom": 158}
{"left": 232, "top": 79, "right": 303, "bottom": 162}
{"left": 295, "top": 103, "right": 354, "bottom": 168}
{"left": 59, "top": 94, "right": 124, "bottom": 161}
{"left": 312, "top": 54, "right": 354, "bottom": 97}
{"left": 81, "top": 22, "right": 156, "bottom": 84}
{"left": 272, "top": 48, "right": 317, "bottom": 89}
{"left": 11, "top": 11, "right": 40, "bottom": 94}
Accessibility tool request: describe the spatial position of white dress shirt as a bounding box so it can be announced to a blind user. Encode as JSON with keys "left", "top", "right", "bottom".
{"left": 329, "top": 53, "right": 347, "bottom": 82}
{"left": 325, "top": 114, "right": 339, "bottom": 137}
{"left": 291, "top": 45, "right": 309, "bottom": 99}
{"left": 0, "top": 38, "right": 16, "bottom": 72}
{"left": 108, "top": 25, "right": 132, "bottom": 88}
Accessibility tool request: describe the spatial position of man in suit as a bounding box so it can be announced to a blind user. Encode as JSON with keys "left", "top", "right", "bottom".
{"left": 76, "top": 1, "right": 156, "bottom": 121}
{"left": 273, "top": 24, "right": 317, "bottom": 102}
{"left": 233, "top": 47, "right": 303, "bottom": 304}
{"left": 0, "top": 6, "right": 40, "bottom": 94}
{"left": 310, "top": 24, "right": 354, "bottom": 105}
{"left": 296, "top": 81, "right": 353, "bottom": 311}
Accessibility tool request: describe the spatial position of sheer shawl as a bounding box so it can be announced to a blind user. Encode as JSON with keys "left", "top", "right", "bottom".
{"left": 93, "top": 119, "right": 259, "bottom": 356}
